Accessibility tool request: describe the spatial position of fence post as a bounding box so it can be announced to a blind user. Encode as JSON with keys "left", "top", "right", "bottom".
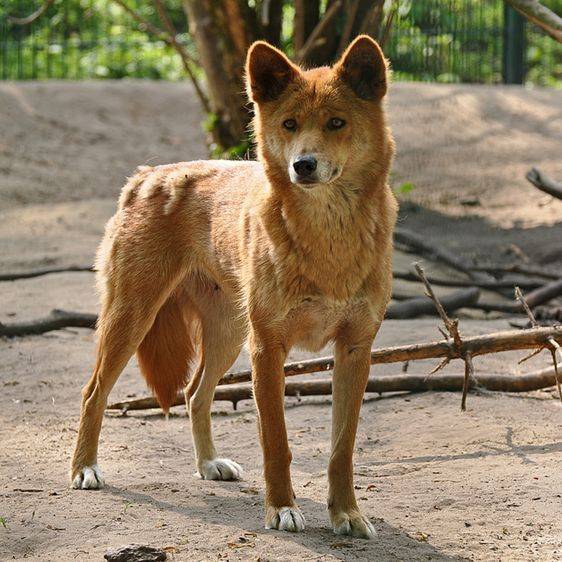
{"left": 503, "top": 4, "right": 526, "bottom": 84}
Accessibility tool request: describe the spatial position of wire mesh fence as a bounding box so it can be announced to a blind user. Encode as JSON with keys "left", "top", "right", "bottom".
{"left": 1, "top": 0, "right": 560, "bottom": 86}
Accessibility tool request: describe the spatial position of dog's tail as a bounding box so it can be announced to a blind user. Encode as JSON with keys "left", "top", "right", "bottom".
{"left": 137, "top": 296, "right": 199, "bottom": 412}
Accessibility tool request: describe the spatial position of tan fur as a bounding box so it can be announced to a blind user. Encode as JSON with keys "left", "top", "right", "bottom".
{"left": 71, "top": 36, "right": 397, "bottom": 538}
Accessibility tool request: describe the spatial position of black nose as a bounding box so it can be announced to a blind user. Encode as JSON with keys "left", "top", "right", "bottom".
{"left": 293, "top": 155, "right": 317, "bottom": 177}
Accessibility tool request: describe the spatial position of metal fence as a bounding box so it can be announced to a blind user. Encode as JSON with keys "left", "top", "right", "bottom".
{"left": 1, "top": 0, "right": 560, "bottom": 86}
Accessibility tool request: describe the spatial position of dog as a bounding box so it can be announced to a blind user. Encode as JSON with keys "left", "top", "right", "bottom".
{"left": 70, "top": 35, "right": 397, "bottom": 539}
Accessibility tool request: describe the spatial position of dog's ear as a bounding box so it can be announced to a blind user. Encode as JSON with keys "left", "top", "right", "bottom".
{"left": 335, "top": 35, "right": 388, "bottom": 101}
{"left": 246, "top": 41, "right": 300, "bottom": 103}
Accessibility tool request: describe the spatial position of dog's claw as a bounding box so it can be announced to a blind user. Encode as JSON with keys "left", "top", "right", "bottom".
{"left": 266, "top": 506, "right": 306, "bottom": 533}
{"left": 71, "top": 464, "right": 104, "bottom": 490}
{"left": 198, "top": 458, "right": 243, "bottom": 481}
{"left": 331, "top": 511, "right": 376, "bottom": 539}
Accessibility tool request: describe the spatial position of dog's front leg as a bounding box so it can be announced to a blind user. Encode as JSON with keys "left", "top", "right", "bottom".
{"left": 328, "top": 338, "right": 376, "bottom": 539}
{"left": 250, "top": 331, "right": 305, "bottom": 533}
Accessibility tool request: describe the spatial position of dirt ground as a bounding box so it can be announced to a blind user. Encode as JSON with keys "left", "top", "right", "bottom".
{"left": 0, "top": 81, "right": 561, "bottom": 562}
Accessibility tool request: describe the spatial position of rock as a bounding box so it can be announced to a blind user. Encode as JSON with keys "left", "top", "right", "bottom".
{"left": 104, "top": 544, "right": 167, "bottom": 562}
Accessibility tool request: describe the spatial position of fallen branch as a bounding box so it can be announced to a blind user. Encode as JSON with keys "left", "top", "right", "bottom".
{"left": 0, "top": 265, "right": 93, "bottom": 282}
{"left": 107, "top": 365, "right": 562, "bottom": 412}
{"left": 526, "top": 167, "right": 562, "bottom": 200}
{"left": 152, "top": 322, "right": 562, "bottom": 385}
{"left": 386, "top": 288, "right": 480, "bottom": 319}
{"left": 475, "top": 278, "right": 562, "bottom": 314}
{"left": 0, "top": 309, "right": 96, "bottom": 337}
{"left": 394, "top": 228, "right": 491, "bottom": 283}
{"left": 393, "top": 271, "right": 543, "bottom": 291}
{"left": 515, "top": 286, "right": 562, "bottom": 402}
{"left": 472, "top": 263, "right": 560, "bottom": 281}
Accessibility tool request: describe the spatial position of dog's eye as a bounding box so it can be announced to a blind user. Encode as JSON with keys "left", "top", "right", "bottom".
{"left": 327, "top": 117, "right": 346, "bottom": 130}
{"left": 283, "top": 119, "right": 297, "bottom": 131}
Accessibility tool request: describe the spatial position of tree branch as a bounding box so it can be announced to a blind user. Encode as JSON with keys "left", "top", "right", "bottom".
{"left": 394, "top": 228, "right": 492, "bottom": 283}
{"left": 107, "top": 365, "right": 562, "bottom": 412}
{"left": 504, "top": 0, "right": 562, "bottom": 43}
{"left": 0, "top": 309, "right": 96, "bottom": 337}
{"left": 526, "top": 167, "right": 562, "bottom": 200}
{"left": 111, "top": 0, "right": 210, "bottom": 112}
{"left": 8, "top": 0, "right": 55, "bottom": 25}
{"left": 386, "top": 287, "right": 480, "bottom": 319}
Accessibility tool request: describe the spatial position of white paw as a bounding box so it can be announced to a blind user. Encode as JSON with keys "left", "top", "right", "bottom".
{"left": 266, "top": 506, "right": 306, "bottom": 533}
{"left": 332, "top": 511, "right": 376, "bottom": 539}
{"left": 71, "top": 464, "right": 105, "bottom": 490}
{"left": 197, "top": 458, "right": 243, "bottom": 481}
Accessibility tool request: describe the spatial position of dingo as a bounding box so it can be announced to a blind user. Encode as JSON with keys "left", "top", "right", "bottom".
{"left": 71, "top": 35, "right": 396, "bottom": 539}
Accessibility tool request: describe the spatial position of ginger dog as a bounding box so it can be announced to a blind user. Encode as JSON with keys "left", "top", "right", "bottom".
{"left": 70, "top": 35, "right": 397, "bottom": 539}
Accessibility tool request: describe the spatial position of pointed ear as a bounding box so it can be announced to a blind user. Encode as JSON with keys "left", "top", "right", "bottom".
{"left": 246, "top": 41, "right": 300, "bottom": 103}
{"left": 335, "top": 35, "right": 388, "bottom": 101}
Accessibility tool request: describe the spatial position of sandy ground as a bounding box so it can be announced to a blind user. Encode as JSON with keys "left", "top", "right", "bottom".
{"left": 0, "top": 81, "right": 561, "bottom": 561}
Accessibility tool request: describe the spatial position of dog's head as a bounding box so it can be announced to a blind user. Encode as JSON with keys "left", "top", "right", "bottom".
{"left": 246, "top": 35, "right": 390, "bottom": 190}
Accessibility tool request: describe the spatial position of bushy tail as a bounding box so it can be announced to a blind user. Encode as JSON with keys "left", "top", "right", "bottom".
{"left": 137, "top": 297, "right": 199, "bottom": 412}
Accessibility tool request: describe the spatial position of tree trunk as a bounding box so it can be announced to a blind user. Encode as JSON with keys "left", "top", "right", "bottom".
{"left": 294, "top": 0, "right": 320, "bottom": 53}
{"left": 261, "top": 0, "right": 284, "bottom": 46}
{"left": 182, "top": 0, "right": 254, "bottom": 152}
{"left": 298, "top": 0, "right": 341, "bottom": 66}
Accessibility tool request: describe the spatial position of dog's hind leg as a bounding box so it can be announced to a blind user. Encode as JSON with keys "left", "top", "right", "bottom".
{"left": 186, "top": 297, "right": 245, "bottom": 481}
{"left": 70, "top": 269, "right": 183, "bottom": 490}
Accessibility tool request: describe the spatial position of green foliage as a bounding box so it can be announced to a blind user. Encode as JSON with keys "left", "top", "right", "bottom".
{"left": 1, "top": 0, "right": 190, "bottom": 79}
{"left": 1, "top": 0, "right": 560, "bottom": 86}
{"left": 0, "top": 516, "right": 8, "bottom": 529}
{"left": 209, "top": 139, "right": 251, "bottom": 160}
{"left": 396, "top": 181, "right": 415, "bottom": 196}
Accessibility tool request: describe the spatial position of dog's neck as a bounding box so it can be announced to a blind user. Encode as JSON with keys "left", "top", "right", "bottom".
{"left": 260, "top": 166, "right": 385, "bottom": 301}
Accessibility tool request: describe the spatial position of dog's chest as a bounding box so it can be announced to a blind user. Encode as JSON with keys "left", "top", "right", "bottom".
{"left": 284, "top": 297, "right": 354, "bottom": 352}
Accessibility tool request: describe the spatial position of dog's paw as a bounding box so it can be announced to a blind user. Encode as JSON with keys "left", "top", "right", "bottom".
{"left": 71, "top": 464, "right": 104, "bottom": 490}
{"left": 331, "top": 510, "right": 376, "bottom": 539}
{"left": 265, "top": 506, "right": 306, "bottom": 533}
{"left": 198, "top": 458, "right": 243, "bottom": 481}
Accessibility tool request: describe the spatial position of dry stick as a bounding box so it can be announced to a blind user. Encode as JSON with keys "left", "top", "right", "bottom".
{"left": 461, "top": 352, "right": 475, "bottom": 411}
{"left": 394, "top": 228, "right": 491, "bottom": 283}
{"left": 104, "top": 326, "right": 562, "bottom": 411}
{"left": 477, "top": 278, "right": 562, "bottom": 314}
{"left": 0, "top": 309, "right": 97, "bottom": 337}
{"left": 515, "top": 287, "right": 562, "bottom": 402}
{"left": 394, "top": 271, "right": 543, "bottom": 291}
{"left": 526, "top": 167, "right": 562, "bottom": 200}
{"left": 414, "top": 263, "right": 477, "bottom": 410}
{"left": 107, "top": 365, "right": 562, "bottom": 412}
{"left": 386, "top": 287, "right": 480, "bottom": 319}
{"left": 471, "top": 263, "right": 560, "bottom": 281}
{"left": 0, "top": 265, "right": 93, "bottom": 282}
